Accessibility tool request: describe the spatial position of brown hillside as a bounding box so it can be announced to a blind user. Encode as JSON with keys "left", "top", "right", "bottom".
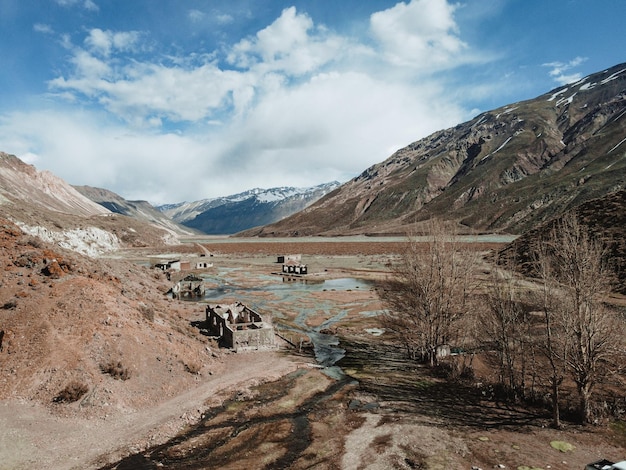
{"left": 0, "top": 217, "right": 213, "bottom": 410}
{"left": 499, "top": 190, "right": 626, "bottom": 293}
{"left": 241, "top": 62, "right": 626, "bottom": 238}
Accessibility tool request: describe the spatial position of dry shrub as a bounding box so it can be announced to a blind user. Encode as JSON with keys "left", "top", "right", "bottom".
{"left": 2, "top": 299, "right": 17, "bottom": 310}
{"left": 184, "top": 361, "right": 201, "bottom": 375}
{"left": 26, "top": 236, "right": 44, "bottom": 248}
{"left": 101, "top": 361, "right": 131, "bottom": 381}
{"left": 138, "top": 302, "right": 155, "bottom": 322}
{"left": 54, "top": 380, "right": 88, "bottom": 403}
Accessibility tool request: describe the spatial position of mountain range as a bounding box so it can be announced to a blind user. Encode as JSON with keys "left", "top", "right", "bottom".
{"left": 158, "top": 183, "right": 340, "bottom": 235}
{"left": 240, "top": 62, "right": 626, "bottom": 237}
{"left": 1, "top": 62, "right": 625, "bottom": 251}
{"left": 0, "top": 152, "right": 189, "bottom": 254}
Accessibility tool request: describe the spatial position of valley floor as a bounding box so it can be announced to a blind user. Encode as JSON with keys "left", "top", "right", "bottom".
{"left": 2, "top": 239, "right": 625, "bottom": 469}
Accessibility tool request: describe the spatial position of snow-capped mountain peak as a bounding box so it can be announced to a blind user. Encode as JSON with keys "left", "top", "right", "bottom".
{"left": 158, "top": 182, "right": 341, "bottom": 234}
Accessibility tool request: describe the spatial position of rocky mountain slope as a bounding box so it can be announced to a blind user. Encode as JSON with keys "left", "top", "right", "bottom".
{"left": 0, "top": 152, "right": 109, "bottom": 218}
{"left": 74, "top": 185, "right": 197, "bottom": 238}
{"left": 159, "top": 182, "right": 340, "bottom": 235}
{"left": 499, "top": 189, "right": 626, "bottom": 293}
{"left": 0, "top": 153, "right": 181, "bottom": 252}
{"left": 0, "top": 216, "right": 213, "bottom": 408}
{"left": 241, "top": 62, "right": 626, "bottom": 237}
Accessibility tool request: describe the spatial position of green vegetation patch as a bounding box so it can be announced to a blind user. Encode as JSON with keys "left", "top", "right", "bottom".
{"left": 549, "top": 440, "right": 575, "bottom": 452}
{"left": 610, "top": 420, "right": 626, "bottom": 447}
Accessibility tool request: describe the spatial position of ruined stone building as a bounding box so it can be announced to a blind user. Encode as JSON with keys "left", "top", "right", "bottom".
{"left": 172, "top": 274, "right": 205, "bottom": 299}
{"left": 205, "top": 302, "right": 277, "bottom": 352}
{"left": 277, "top": 254, "right": 301, "bottom": 264}
{"left": 282, "top": 260, "right": 308, "bottom": 275}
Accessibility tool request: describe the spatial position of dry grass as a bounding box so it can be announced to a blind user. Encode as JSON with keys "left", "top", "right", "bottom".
{"left": 100, "top": 361, "right": 132, "bottom": 381}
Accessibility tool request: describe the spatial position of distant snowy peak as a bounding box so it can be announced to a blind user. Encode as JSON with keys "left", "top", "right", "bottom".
{"left": 160, "top": 182, "right": 341, "bottom": 224}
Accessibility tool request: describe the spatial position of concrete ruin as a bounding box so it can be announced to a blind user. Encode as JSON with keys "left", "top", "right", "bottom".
{"left": 205, "top": 302, "right": 277, "bottom": 352}
{"left": 172, "top": 274, "right": 205, "bottom": 299}
{"left": 155, "top": 259, "right": 181, "bottom": 271}
{"left": 277, "top": 255, "right": 307, "bottom": 275}
{"left": 277, "top": 254, "right": 301, "bottom": 264}
{"left": 154, "top": 256, "right": 212, "bottom": 273}
{"left": 282, "top": 259, "right": 308, "bottom": 275}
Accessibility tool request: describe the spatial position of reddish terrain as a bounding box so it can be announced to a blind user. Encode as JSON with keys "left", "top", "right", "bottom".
{"left": 1, "top": 220, "right": 625, "bottom": 469}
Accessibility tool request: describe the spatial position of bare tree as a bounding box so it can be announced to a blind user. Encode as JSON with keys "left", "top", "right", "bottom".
{"left": 377, "top": 220, "right": 478, "bottom": 366}
{"left": 479, "top": 264, "right": 530, "bottom": 401}
{"left": 531, "top": 240, "right": 569, "bottom": 429}
{"left": 534, "top": 214, "right": 622, "bottom": 424}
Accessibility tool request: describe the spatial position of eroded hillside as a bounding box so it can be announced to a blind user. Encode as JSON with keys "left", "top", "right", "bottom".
{"left": 0, "top": 217, "right": 213, "bottom": 410}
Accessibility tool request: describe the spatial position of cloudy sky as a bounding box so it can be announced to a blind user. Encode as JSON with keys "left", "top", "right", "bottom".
{"left": 0, "top": 0, "right": 624, "bottom": 205}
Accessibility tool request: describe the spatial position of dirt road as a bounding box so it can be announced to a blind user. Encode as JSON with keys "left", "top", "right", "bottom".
{"left": 0, "top": 350, "right": 301, "bottom": 470}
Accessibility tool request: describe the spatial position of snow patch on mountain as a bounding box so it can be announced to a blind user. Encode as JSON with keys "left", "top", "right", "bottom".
{"left": 601, "top": 68, "right": 626, "bottom": 85}
{"left": 547, "top": 87, "right": 568, "bottom": 102}
{"left": 556, "top": 92, "right": 576, "bottom": 107}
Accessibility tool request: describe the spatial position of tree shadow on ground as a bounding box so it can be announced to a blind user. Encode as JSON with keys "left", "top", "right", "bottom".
{"left": 338, "top": 339, "right": 549, "bottom": 431}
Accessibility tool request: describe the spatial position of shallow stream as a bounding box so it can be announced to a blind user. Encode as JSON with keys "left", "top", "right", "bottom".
{"left": 101, "top": 270, "right": 380, "bottom": 468}
{"left": 199, "top": 269, "right": 375, "bottom": 375}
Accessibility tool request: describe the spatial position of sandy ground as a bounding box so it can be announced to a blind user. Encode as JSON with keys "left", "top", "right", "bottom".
{"left": 0, "top": 350, "right": 302, "bottom": 470}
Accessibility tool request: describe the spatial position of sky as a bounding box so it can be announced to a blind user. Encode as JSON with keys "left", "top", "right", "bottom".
{"left": 0, "top": 0, "right": 624, "bottom": 205}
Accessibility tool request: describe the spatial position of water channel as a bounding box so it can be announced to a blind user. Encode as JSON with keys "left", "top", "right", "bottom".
{"left": 101, "top": 269, "right": 377, "bottom": 469}
{"left": 195, "top": 268, "right": 376, "bottom": 378}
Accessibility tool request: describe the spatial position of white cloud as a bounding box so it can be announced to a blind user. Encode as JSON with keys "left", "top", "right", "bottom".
{"left": 1, "top": 66, "right": 465, "bottom": 205}
{"left": 55, "top": 0, "right": 98, "bottom": 11}
{"left": 189, "top": 8, "right": 234, "bottom": 25}
{"left": 84, "top": 29, "right": 142, "bottom": 57}
{"left": 83, "top": 0, "right": 98, "bottom": 11}
{"left": 2, "top": 1, "right": 480, "bottom": 204}
{"left": 48, "top": 10, "right": 348, "bottom": 126}
{"left": 370, "top": 0, "right": 468, "bottom": 69}
{"left": 33, "top": 23, "right": 54, "bottom": 34}
{"left": 188, "top": 9, "right": 204, "bottom": 22}
{"left": 216, "top": 13, "right": 235, "bottom": 25}
{"left": 543, "top": 56, "right": 588, "bottom": 85}
{"left": 51, "top": 61, "right": 249, "bottom": 124}
{"left": 227, "top": 7, "right": 345, "bottom": 76}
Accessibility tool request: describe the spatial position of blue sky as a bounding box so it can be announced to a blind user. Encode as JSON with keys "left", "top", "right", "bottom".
{"left": 0, "top": 0, "right": 624, "bottom": 204}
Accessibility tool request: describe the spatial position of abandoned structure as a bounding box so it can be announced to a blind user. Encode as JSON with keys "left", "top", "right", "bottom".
{"left": 195, "top": 260, "right": 212, "bottom": 269}
{"left": 154, "top": 257, "right": 213, "bottom": 272}
{"left": 172, "top": 274, "right": 205, "bottom": 299}
{"left": 277, "top": 254, "right": 300, "bottom": 264}
{"left": 205, "top": 302, "right": 276, "bottom": 352}
{"left": 282, "top": 260, "right": 308, "bottom": 275}
{"left": 277, "top": 255, "right": 307, "bottom": 275}
{"left": 155, "top": 259, "right": 181, "bottom": 271}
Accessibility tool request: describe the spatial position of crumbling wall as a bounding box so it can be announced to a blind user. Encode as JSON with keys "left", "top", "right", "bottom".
{"left": 205, "top": 303, "right": 277, "bottom": 352}
{"left": 232, "top": 325, "right": 276, "bottom": 352}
